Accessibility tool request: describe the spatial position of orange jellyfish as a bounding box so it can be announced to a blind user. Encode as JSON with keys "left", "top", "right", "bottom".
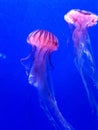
{"left": 21, "top": 30, "right": 75, "bottom": 130}
{"left": 64, "top": 9, "right": 98, "bottom": 114}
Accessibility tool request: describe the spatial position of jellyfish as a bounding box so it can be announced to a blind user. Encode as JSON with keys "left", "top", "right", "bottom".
{"left": 64, "top": 9, "right": 98, "bottom": 114}
{"left": 21, "top": 30, "right": 75, "bottom": 130}
{"left": 0, "top": 52, "right": 6, "bottom": 59}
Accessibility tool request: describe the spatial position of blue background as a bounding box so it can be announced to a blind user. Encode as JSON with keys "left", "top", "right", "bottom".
{"left": 0, "top": 0, "right": 98, "bottom": 130}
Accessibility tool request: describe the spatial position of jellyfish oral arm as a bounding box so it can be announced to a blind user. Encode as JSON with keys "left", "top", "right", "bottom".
{"left": 73, "top": 27, "right": 98, "bottom": 114}
{"left": 28, "top": 50, "right": 75, "bottom": 130}
{"left": 28, "top": 50, "right": 48, "bottom": 88}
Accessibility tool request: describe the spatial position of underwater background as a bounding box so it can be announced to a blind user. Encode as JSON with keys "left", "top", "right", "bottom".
{"left": 0, "top": 0, "right": 98, "bottom": 130}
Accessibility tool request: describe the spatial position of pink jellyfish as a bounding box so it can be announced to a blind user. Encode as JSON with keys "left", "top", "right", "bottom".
{"left": 26, "top": 30, "right": 58, "bottom": 87}
{"left": 64, "top": 9, "right": 98, "bottom": 114}
{"left": 21, "top": 30, "right": 75, "bottom": 130}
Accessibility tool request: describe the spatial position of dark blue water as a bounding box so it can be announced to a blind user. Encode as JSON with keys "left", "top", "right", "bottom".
{"left": 0, "top": 0, "right": 98, "bottom": 130}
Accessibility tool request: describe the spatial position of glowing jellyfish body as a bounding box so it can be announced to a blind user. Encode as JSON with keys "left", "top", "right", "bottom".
{"left": 64, "top": 9, "right": 98, "bottom": 114}
{"left": 27, "top": 30, "right": 58, "bottom": 87}
{"left": 22, "top": 30, "right": 75, "bottom": 130}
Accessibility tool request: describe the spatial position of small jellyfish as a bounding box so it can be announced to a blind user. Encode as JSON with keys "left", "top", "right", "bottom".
{"left": 64, "top": 9, "right": 98, "bottom": 114}
{"left": 0, "top": 53, "right": 6, "bottom": 59}
{"left": 21, "top": 29, "right": 75, "bottom": 130}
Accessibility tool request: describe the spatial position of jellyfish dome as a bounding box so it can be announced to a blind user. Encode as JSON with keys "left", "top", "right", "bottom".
{"left": 64, "top": 9, "right": 98, "bottom": 28}
{"left": 27, "top": 29, "right": 58, "bottom": 52}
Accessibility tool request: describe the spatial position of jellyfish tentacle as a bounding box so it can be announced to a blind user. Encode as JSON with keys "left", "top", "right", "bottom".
{"left": 74, "top": 27, "right": 98, "bottom": 114}
{"left": 28, "top": 50, "right": 74, "bottom": 130}
{"left": 40, "top": 100, "right": 60, "bottom": 130}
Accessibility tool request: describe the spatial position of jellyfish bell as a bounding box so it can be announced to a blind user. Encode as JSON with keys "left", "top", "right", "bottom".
{"left": 27, "top": 29, "right": 58, "bottom": 53}
{"left": 64, "top": 9, "right": 98, "bottom": 50}
{"left": 64, "top": 9, "right": 98, "bottom": 28}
